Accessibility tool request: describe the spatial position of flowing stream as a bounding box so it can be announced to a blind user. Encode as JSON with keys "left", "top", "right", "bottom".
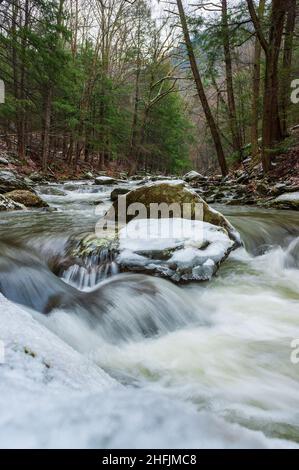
{"left": 1, "top": 180, "right": 299, "bottom": 448}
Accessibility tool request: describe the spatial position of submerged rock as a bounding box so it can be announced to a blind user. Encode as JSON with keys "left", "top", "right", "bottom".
{"left": 0, "top": 194, "right": 26, "bottom": 211}
{"left": 4, "top": 190, "right": 49, "bottom": 208}
{"left": 0, "top": 170, "right": 29, "bottom": 194}
{"left": 38, "top": 186, "right": 66, "bottom": 196}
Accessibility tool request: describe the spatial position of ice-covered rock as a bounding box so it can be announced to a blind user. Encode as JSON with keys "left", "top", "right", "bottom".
{"left": 117, "top": 218, "right": 235, "bottom": 282}
{"left": 69, "top": 181, "right": 241, "bottom": 283}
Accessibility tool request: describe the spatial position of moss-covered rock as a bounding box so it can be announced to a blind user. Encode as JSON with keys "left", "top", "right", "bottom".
{"left": 108, "top": 181, "right": 240, "bottom": 243}
{"left": 4, "top": 190, "right": 49, "bottom": 208}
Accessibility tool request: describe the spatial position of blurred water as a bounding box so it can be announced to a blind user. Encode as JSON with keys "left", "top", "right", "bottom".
{"left": 1, "top": 179, "right": 299, "bottom": 447}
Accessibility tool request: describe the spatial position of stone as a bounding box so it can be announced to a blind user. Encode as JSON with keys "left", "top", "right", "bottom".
{"left": 0, "top": 170, "right": 29, "bottom": 194}
{"left": 67, "top": 182, "right": 241, "bottom": 284}
{"left": 29, "top": 172, "right": 45, "bottom": 183}
{"left": 0, "top": 194, "right": 26, "bottom": 211}
{"left": 108, "top": 181, "right": 240, "bottom": 244}
{"left": 116, "top": 218, "right": 236, "bottom": 282}
{"left": 4, "top": 190, "right": 49, "bottom": 208}
{"left": 183, "top": 171, "right": 207, "bottom": 183}
{"left": 110, "top": 187, "right": 130, "bottom": 202}
{"left": 95, "top": 176, "right": 116, "bottom": 185}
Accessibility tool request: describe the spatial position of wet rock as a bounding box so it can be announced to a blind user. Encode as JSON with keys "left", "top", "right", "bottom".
{"left": 95, "top": 176, "right": 116, "bottom": 185}
{"left": 0, "top": 195, "right": 26, "bottom": 211}
{"left": 111, "top": 187, "right": 130, "bottom": 202}
{"left": 4, "top": 190, "right": 49, "bottom": 208}
{"left": 0, "top": 170, "right": 29, "bottom": 194}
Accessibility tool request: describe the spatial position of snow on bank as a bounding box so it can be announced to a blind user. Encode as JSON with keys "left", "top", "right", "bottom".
{"left": 275, "top": 191, "right": 299, "bottom": 202}
{"left": 0, "top": 294, "right": 114, "bottom": 392}
{"left": 0, "top": 294, "right": 297, "bottom": 449}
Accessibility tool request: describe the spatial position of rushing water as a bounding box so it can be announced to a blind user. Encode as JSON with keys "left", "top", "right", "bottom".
{"left": 1, "top": 180, "right": 299, "bottom": 448}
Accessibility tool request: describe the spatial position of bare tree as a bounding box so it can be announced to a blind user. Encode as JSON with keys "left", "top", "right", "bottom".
{"left": 176, "top": 0, "right": 228, "bottom": 176}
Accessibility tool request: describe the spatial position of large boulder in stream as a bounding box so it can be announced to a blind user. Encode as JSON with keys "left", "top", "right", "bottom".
{"left": 4, "top": 190, "right": 49, "bottom": 208}
{"left": 0, "top": 170, "right": 29, "bottom": 194}
{"left": 65, "top": 182, "right": 241, "bottom": 283}
{"left": 109, "top": 181, "right": 239, "bottom": 242}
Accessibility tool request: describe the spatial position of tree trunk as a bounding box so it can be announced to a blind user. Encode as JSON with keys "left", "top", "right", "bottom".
{"left": 247, "top": 0, "right": 287, "bottom": 172}
{"left": 262, "top": 0, "right": 286, "bottom": 171}
{"left": 129, "top": 3, "right": 142, "bottom": 176}
{"left": 251, "top": 0, "right": 266, "bottom": 157}
{"left": 176, "top": 0, "right": 228, "bottom": 176}
{"left": 221, "top": 0, "right": 242, "bottom": 160}
{"left": 42, "top": 87, "right": 53, "bottom": 172}
{"left": 281, "top": 0, "right": 296, "bottom": 137}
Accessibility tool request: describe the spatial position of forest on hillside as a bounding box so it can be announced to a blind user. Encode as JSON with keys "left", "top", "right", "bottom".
{"left": 0, "top": 0, "right": 298, "bottom": 176}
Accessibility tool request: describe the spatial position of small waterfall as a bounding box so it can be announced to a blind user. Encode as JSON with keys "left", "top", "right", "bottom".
{"left": 61, "top": 248, "right": 119, "bottom": 290}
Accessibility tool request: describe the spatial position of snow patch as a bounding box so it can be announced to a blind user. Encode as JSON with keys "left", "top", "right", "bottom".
{"left": 118, "top": 218, "right": 234, "bottom": 282}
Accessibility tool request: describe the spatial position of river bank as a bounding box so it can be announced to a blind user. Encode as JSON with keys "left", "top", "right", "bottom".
{"left": 1, "top": 137, "right": 299, "bottom": 211}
